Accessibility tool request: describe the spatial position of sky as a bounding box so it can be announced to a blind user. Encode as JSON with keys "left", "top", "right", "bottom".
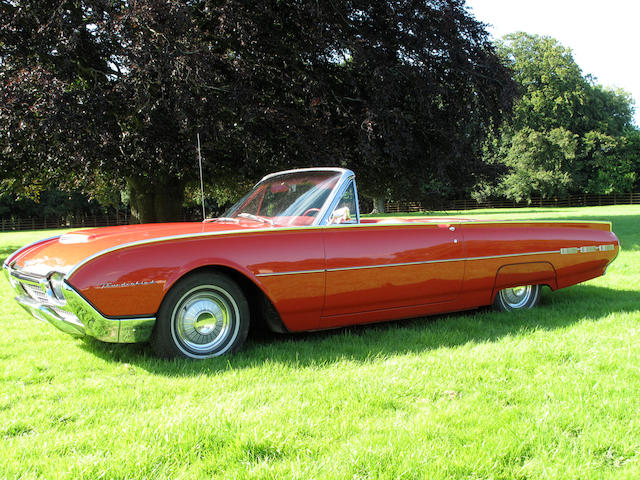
{"left": 464, "top": 0, "right": 640, "bottom": 127}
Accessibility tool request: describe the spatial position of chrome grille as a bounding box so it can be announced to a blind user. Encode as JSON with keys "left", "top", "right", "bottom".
{"left": 21, "top": 282, "right": 50, "bottom": 305}
{"left": 7, "top": 269, "right": 81, "bottom": 327}
{"left": 51, "top": 306, "right": 80, "bottom": 324}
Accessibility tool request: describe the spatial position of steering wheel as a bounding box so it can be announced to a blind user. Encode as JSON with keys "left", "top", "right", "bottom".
{"left": 302, "top": 208, "right": 321, "bottom": 217}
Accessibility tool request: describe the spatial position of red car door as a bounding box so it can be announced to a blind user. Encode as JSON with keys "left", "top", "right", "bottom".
{"left": 321, "top": 222, "right": 464, "bottom": 328}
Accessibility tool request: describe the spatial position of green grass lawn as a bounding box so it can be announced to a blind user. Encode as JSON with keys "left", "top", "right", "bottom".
{"left": 1, "top": 205, "right": 639, "bottom": 479}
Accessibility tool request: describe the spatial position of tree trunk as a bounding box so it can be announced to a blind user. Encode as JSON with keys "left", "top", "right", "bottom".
{"left": 126, "top": 176, "right": 186, "bottom": 223}
{"left": 370, "top": 196, "right": 386, "bottom": 214}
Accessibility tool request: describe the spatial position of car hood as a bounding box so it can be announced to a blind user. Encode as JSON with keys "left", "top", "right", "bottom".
{"left": 6, "top": 221, "right": 267, "bottom": 277}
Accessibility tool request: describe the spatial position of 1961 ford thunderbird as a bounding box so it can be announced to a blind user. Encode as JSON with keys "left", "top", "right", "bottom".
{"left": 3, "top": 168, "right": 619, "bottom": 358}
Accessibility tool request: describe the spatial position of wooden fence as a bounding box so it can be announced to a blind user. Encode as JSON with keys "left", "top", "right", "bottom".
{"left": 0, "top": 211, "right": 215, "bottom": 232}
{"left": 0, "top": 210, "right": 218, "bottom": 232}
{"left": 385, "top": 192, "right": 640, "bottom": 213}
{"left": 0, "top": 213, "right": 130, "bottom": 232}
{"left": 2, "top": 192, "right": 639, "bottom": 231}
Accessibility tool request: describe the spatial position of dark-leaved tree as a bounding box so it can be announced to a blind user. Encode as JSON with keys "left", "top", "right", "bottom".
{"left": 311, "top": 1, "right": 516, "bottom": 207}
{"left": 221, "top": 0, "right": 515, "bottom": 208}
{"left": 1, "top": 1, "right": 515, "bottom": 220}
{"left": 1, "top": 1, "right": 242, "bottom": 222}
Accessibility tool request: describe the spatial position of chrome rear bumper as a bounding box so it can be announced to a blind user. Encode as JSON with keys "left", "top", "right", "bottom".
{"left": 3, "top": 264, "right": 155, "bottom": 343}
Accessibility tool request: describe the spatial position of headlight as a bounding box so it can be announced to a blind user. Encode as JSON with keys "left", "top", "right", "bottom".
{"left": 48, "top": 272, "right": 67, "bottom": 305}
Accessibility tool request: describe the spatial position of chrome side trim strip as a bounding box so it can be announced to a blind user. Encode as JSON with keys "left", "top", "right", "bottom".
{"left": 464, "top": 250, "right": 560, "bottom": 262}
{"left": 327, "top": 257, "right": 466, "bottom": 273}
{"left": 255, "top": 243, "right": 616, "bottom": 277}
{"left": 561, "top": 244, "right": 615, "bottom": 254}
{"left": 326, "top": 249, "right": 564, "bottom": 272}
{"left": 256, "top": 269, "right": 325, "bottom": 277}
{"left": 67, "top": 219, "right": 450, "bottom": 277}
{"left": 256, "top": 249, "right": 562, "bottom": 277}
{"left": 66, "top": 218, "right": 616, "bottom": 278}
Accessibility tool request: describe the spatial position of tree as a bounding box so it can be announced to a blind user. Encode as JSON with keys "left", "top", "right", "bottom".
{"left": 272, "top": 0, "right": 516, "bottom": 206}
{"left": 1, "top": 1, "right": 238, "bottom": 222}
{"left": 499, "top": 127, "right": 576, "bottom": 201}
{"left": 0, "top": 186, "right": 112, "bottom": 223}
{"left": 487, "top": 32, "right": 639, "bottom": 201}
{"left": 1, "top": 1, "right": 515, "bottom": 221}
{"left": 178, "top": 0, "right": 517, "bottom": 208}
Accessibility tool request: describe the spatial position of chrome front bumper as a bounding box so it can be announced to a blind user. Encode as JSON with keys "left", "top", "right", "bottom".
{"left": 3, "top": 264, "right": 155, "bottom": 343}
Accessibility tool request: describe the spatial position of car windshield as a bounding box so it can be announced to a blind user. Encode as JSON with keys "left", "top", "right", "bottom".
{"left": 223, "top": 170, "right": 342, "bottom": 226}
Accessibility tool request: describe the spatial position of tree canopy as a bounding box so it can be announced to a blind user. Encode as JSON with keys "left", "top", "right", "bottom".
{"left": 485, "top": 32, "right": 639, "bottom": 202}
{"left": 1, "top": 0, "right": 515, "bottom": 220}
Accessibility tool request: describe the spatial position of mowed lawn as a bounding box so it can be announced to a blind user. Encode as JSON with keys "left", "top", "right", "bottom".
{"left": 1, "top": 205, "right": 639, "bottom": 479}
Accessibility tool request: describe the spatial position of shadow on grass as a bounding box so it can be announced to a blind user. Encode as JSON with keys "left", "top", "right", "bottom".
{"left": 77, "top": 283, "right": 640, "bottom": 376}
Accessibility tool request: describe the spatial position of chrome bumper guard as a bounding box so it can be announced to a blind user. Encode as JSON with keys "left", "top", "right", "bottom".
{"left": 3, "top": 264, "right": 155, "bottom": 343}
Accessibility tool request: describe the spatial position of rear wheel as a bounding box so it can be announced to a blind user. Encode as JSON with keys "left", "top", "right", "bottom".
{"left": 151, "top": 272, "right": 250, "bottom": 359}
{"left": 493, "top": 285, "right": 541, "bottom": 311}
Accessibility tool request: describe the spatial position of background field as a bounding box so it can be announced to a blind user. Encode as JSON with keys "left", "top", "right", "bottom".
{"left": 1, "top": 205, "right": 638, "bottom": 479}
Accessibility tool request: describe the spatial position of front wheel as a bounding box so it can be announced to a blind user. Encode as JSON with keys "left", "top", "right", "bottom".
{"left": 151, "top": 272, "right": 250, "bottom": 359}
{"left": 493, "top": 285, "right": 541, "bottom": 311}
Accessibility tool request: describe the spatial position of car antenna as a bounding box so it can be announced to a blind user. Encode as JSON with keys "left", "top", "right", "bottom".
{"left": 197, "top": 133, "right": 206, "bottom": 220}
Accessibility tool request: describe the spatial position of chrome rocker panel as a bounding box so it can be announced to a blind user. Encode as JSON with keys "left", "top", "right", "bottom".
{"left": 3, "top": 265, "right": 155, "bottom": 343}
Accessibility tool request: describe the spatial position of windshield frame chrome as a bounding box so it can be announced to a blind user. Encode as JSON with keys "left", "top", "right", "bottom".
{"left": 225, "top": 167, "right": 356, "bottom": 227}
{"left": 317, "top": 172, "right": 360, "bottom": 226}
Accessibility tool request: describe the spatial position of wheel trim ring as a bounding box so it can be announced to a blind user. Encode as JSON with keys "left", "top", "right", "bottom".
{"left": 500, "top": 285, "right": 533, "bottom": 309}
{"left": 170, "top": 285, "right": 241, "bottom": 357}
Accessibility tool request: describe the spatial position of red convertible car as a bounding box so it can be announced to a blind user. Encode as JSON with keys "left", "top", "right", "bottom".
{"left": 3, "top": 168, "right": 619, "bottom": 358}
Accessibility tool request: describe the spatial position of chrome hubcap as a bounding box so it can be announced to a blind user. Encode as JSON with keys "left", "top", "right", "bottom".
{"left": 500, "top": 285, "right": 532, "bottom": 309}
{"left": 193, "top": 310, "right": 219, "bottom": 335}
{"left": 172, "top": 286, "right": 238, "bottom": 355}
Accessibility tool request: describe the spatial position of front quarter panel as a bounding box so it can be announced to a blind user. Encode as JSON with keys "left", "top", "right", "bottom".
{"left": 5, "top": 236, "right": 63, "bottom": 273}
{"left": 66, "top": 229, "right": 326, "bottom": 329}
